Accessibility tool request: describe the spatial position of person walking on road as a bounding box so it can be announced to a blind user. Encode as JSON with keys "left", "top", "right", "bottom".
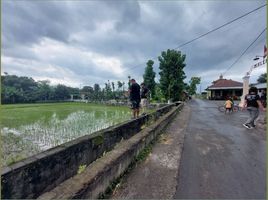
{"left": 242, "top": 86, "right": 266, "bottom": 129}
{"left": 129, "top": 79, "right": 141, "bottom": 119}
{"left": 140, "top": 83, "right": 150, "bottom": 115}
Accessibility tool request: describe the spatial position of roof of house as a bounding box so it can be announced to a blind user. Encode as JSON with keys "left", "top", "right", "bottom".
{"left": 251, "top": 83, "right": 267, "bottom": 89}
{"left": 207, "top": 76, "right": 243, "bottom": 90}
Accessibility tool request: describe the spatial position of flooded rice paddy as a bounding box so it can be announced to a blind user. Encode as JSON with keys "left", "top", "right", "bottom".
{"left": 1, "top": 102, "right": 131, "bottom": 166}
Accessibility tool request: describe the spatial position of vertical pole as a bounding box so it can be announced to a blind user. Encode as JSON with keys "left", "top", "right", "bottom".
{"left": 239, "top": 75, "right": 250, "bottom": 107}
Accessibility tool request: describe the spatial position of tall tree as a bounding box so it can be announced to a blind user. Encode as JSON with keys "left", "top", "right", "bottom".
{"left": 188, "top": 77, "right": 201, "bottom": 95}
{"left": 81, "top": 86, "right": 94, "bottom": 100}
{"left": 55, "top": 84, "right": 70, "bottom": 100}
{"left": 93, "top": 84, "right": 100, "bottom": 93}
{"left": 154, "top": 83, "right": 164, "bottom": 102}
{"left": 2, "top": 86, "right": 22, "bottom": 103}
{"left": 257, "top": 73, "right": 267, "bottom": 83}
{"left": 1, "top": 75, "right": 38, "bottom": 103}
{"left": 127, "top": 75, "right": 131, "bottom": 87}
{"left": 93, "top": 83, "right": 101, "bottom": 100}
{"left": 122, "top": 82, "right": 125, "bottom": 92}
{"left": 111, "top": 82, "right": 115, "bottom": 92}
{"left": 117, "top": 81, "right": 123, "bottom": 91}
{"left": 36, "top": 80, "right": 51, "bottom": 101}
{"left": 104, "top": 81, "right": 113, "bottom": 99}
{"left": 143, "top": 60, "right": 156, "bottom": 98}
{"left": 67, "top": 86, "right": 80, "bottom": 95}
{"left": 81, "top": 86, "right": 94, "bottom": 93}
{"left": 158, "top": 49, "right": 186, "bottom": 101}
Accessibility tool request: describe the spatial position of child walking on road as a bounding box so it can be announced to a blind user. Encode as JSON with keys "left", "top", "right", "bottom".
{"left": 242, "top": 87, "right": 266, "bottom": 129}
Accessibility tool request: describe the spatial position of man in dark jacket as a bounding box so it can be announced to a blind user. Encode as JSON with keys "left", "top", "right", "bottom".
{"left": 242, "top": 87, "right": 266, "bottom": 129}
{"left": 129, "top": 79, "right": 141, "bottom": 119}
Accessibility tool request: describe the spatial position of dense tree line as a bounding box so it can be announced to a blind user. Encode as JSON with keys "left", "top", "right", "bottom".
{"left": 2, "top": 48, "right": 198, "bottom": 104}
{"left": 1, "top": 74, "right": 128, "bottom": 104}
{"left": 3, "top": 49, "right": 265, "bottom": 104}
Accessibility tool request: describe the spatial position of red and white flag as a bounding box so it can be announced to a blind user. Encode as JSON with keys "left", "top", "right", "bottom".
{"left": 264, "top": 45, "right": 267, "bottom": 58}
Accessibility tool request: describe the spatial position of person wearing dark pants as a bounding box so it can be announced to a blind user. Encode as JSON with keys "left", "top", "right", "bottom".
{"left": 129, "top": 79, "right": 141, "bottom": 119}
{"left": 242, "top": 87, "right": 266, "bottom": 129}
{"left": 140, "top": 83, "right": 150, "bottom": 115}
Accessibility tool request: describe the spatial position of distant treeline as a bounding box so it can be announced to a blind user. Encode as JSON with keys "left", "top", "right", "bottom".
{"left": 2, "top": 49, "right": 211, "bottom": 104}
{"left": 1, "top": 74, "right": 128, "bottom": 104}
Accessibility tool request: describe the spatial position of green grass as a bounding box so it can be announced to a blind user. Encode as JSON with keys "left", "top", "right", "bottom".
{"left": 1, "top": 102, "right": 132, "bottom": 166}
{"left": 0, "top": 102, "right": 130, "bottom": 128}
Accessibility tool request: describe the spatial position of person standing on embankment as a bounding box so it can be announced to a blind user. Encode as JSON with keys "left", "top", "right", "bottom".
{"left": 128, "top": 79, "right": 141, "bottom": 119}
{"left": 140, "top": 83, "right": 150, "bottom": 115}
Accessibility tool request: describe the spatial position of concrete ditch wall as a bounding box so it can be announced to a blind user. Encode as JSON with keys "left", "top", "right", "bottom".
{"left": 38, "top": 102, "right": 183, "bottom": 199}
{"left": 1, "top": 103, "right": 179, "bottom": 199}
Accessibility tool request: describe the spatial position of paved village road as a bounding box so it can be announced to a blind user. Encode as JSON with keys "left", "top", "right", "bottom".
{"left": 174, "top": 99, "right": 266, "bottom": 199}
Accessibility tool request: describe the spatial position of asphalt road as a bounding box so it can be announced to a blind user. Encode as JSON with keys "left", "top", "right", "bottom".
{"left": 174, "top": 99, "right": 266, "bottom": 199}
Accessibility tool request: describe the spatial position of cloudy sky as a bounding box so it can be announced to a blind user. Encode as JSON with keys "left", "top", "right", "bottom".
{"left": 2, "top": 0, "right": 267, "bottom": 91}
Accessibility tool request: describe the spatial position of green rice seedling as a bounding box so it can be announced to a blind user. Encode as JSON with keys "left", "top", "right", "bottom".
{"left": 1, "top": 103, "right": 131, "bottom": 166}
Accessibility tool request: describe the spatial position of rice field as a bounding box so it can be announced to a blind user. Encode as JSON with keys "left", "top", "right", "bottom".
{"left": 1, "top": 102, "right": 131, "bottom": 166}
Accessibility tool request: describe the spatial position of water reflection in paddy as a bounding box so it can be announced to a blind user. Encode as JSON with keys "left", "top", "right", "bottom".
{"left": 2, "top": 108, "right": 131, "bottom": 166}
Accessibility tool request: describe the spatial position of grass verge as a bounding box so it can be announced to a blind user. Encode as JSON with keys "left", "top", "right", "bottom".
{"left": 98, "top": 133, "right": 162, "bottom": 199}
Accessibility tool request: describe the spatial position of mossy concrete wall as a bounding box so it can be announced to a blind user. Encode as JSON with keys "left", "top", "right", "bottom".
{"left": 38, "top": 103, "right": 183, "bottom": 199}
{"left": 1, "top": 103, "right": 178, "bottom": 199}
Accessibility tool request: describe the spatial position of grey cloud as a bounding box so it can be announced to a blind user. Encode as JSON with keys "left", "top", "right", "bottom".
{"left": 3, "top": 1, "right": 71, "bottom": 46}
{"left": 3, "top": 0, "right": 103, "bottom": 49}
{"left": 2, "top": 0, "right": 267, "bottom": 89}
{"left": 106, "top": 1, "right": 142, "bottom": 32}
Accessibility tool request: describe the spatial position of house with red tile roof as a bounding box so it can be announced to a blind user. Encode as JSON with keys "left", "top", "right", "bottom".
{"left": 206, "top": 75, "right": 243, "bottom": 100}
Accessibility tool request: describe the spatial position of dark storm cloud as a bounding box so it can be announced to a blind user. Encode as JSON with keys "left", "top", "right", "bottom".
{"left": 2, "top": 0, "right": 108, "bottom": 49}
{"left": 3, "top": 1, "right": 70, "bottom": 46}
{"left": 103, "top": 1, "right": 142, "bottom": 31}
{"left": 2, "top": 0, "right": 266, "bottom": 88}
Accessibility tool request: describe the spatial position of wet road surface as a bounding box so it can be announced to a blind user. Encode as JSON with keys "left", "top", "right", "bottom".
{"left": 174, "top": 99, "right": 266, "bottom": 199}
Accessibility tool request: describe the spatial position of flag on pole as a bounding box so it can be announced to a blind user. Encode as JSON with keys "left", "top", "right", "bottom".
{"left": 264, "top": 45, "right": 267, "bottom": 58}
